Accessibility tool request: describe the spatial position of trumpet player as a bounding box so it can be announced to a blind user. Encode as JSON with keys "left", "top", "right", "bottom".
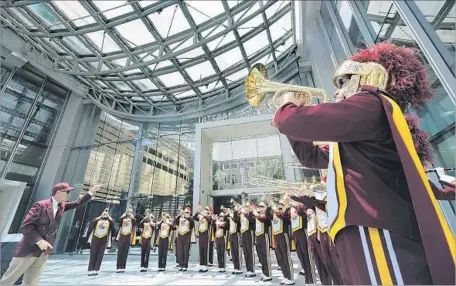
{"left": 271, "top": 196, "right": 294, "bottom": 285}
{"left": 115, "top": 205, "right": 136, "bottom": 273}
{"left": 295, "top": 182, "right": 342, "bottom": 285}
{"left": 173, "top": 206, "right": 194, "bottom": 271}
{"left": 253, "top": 200, "right": 273, "bottom": 282}
{"left": 288, "top": 199, "right": 314, "bottom": 284}
{"left": 224, "top": 206, "right": 243, "bottom": 275}
{"left": 139, "top": 209, "right": 155, "bottom": 272}
{"left": 193, "top": 205, "right": 213, "bottom": 272}
{"left": 87, "top": 208, "right": 114, "bottom": 276}
{"left": 157, "top": 213, "right": 173, "bottom": 271}
{"left": 272, "top": 42, "right": 454, "bottom": 285}
{"left": 239, "top": 201, "right": 256, "bottom": 278}
{"left": 214, "top": 211, "right": 229, "bottom": 272}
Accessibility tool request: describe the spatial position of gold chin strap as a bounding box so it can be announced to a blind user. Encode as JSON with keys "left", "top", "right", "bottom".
{"left": 333, "top": 60, "right": 389, "bottom": 98}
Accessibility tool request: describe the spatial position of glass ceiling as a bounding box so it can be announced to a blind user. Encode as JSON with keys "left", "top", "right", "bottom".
{"left": 1, "top": 0, "right": 296, "bottom": 117}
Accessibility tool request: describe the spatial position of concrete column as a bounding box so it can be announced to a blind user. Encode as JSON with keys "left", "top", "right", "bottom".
{"left": 128, "top": 123, "right": 144, "bottom": 204}
{"left": 47, "top": 102, "right": 101, "bottom": 252}
{"left": 33, "top": 95, "right": 89, "bottom": 202}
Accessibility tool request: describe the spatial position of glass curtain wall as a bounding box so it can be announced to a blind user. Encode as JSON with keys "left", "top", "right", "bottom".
{"left": 323, "top": 0, "right": 455, "bottom": 173}
{"left": 0, "top": 64, "right": 69, "bottom": 233}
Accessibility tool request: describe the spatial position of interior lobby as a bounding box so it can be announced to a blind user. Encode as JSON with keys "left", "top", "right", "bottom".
{"left": 0, "top": 0, "right": 454, "bottom": 285}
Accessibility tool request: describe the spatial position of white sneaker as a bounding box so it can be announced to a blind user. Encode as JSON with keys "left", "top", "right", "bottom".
{"left": 116, "top": 269, "right": 122, "bottom": 273}
{"left": 280, "top": 279, "right": 295, "bottom": 285}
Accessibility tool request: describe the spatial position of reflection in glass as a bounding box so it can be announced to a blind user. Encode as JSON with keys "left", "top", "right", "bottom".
{"left": 212, "top": 135, "right": 285, "bottom": 190}
{"left": 414, "top": 0, "right": 456, "bottom": 59}
{"left": 335, "top": 1, "right": 367, "bottom": 49}
{"left": 431, "top": 127, "right": 455, "bottom": 170}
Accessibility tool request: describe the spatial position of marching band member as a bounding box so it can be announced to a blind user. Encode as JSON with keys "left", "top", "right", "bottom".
{"left": 313, "top": 191, "right": 342, "bottom": 285}
{"left": 225, "top": 206, "right": 243, "bottom": 275}
{"left": 139, "top": 209, "right": 155, "bottom": 272}
{"left": 214, "top": 212, "right": 229, "bottom": 272}
{"left": 115, "top": 205, "right": 136, "bottom": 273}
{"left": 239, "top": 202, "right": 256, "bottom": 278}
{"left": 157, "top": 213, "right": 173, "bottom": 271}
{"left": 289, "top": 199, "right": 314, "bottom": 284}
{"left": 193, "top": 206, "right": 213, "bottom": 272}
{"left": 273, "top": 42, "right": 454, "bottom": 284}
{"left": 272, "top": 195, "right": 294, "bottom": 285}
{"left": 173, "top": 206, "right": 194, "bottom": 271}
{"left": 87, "top": 208, "right": 114, "bottom": 276}
{"left": 253, "top": 199, "right": 273, "bottom": 282}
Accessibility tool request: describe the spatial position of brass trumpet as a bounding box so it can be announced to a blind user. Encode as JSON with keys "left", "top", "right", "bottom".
{"left": 245, "top": 63, "right": 328, "bottom": 108}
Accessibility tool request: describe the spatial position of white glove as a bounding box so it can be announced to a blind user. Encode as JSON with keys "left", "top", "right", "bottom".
{"left": 89, "top": 184, "right": 103, "bottom": 194}
{"left": 36, "top": 240, "right": 53, "bottom": 251}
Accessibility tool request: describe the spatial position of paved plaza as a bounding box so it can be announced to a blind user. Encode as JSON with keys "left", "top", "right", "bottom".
{"left": 38, "top": 250, "right": 314, "bottom": 285}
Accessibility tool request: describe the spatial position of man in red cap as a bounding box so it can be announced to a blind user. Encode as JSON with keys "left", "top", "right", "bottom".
{"left": 0, "top": 182, "right": 101, "bottom": 286}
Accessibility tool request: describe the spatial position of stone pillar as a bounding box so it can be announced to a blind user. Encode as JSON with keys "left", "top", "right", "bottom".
{"left": 48, "top": 102, "right": 100, "bottom": 252}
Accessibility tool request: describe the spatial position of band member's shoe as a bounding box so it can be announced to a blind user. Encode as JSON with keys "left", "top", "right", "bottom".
{"left": 245, "top": 272, "right": 256, "bottom": 278}
{"left": 232, "top": 270, "right": 243, "bottom": 275}
{"left": 261, "top": 276, "right": 272, "bottom": 282}
{"left": 158, "top": 268, "right": 165, "bottom": 272}
{"left": 178, "top": 268, "right": 183, "bottom": 271}
{"left": 116, "top": 269, "right": 123, "bottom": 273}
{"left": 218, "top": 268, "right": 226, "bottom": 273}
{"left": 183, "top": 268, "right": 188, "bottom": 271}
{"left": 93, "top": 271, "right": 98, "bottom": 276}
{"left": 140, "top": 267, "right": 147, "bottom": 272}
{"left": 279, "top": 279, "right": 295, "bottom": 285}
{"left": 208, "top": 263, "right": 214, "bottom": 267}
{"left": 88, "top": 271, "right": 94, "bottom": 276}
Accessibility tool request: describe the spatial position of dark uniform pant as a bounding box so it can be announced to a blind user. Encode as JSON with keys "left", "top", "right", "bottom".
{"left": 255, "top": 234, "right": 271, "bottom": 277}
{"left": 241, "top": 230, "right": 255, "bottom": 273}
{"left": 176, "top": 234, "right": 191, "bottom": 268}
{"left": 198, "top": 232, "right": 209, "bottom": 266}
{"left": 209, "top": 241, "right": 214, "bottom": 265}
{"left": 331, "top": 226, "right": 432, "bottom": 285}
{"left": 117, "top": 234, "right": 131, "bottom": 269}
{"left": 319, "top": 232, "right": 342, "bottom": 284}
{"left": 215, "top": 237, "right": 226, "bottom": 269}
{"left": 158, "top": 237, "right": 169, "bottom": 269}
{"left": 229, "top": 233, "right": 242, "bottom": 270}
{"left": 88, "top": 236, "right": 108, "bottom": 271}
{"left": 308, "top": 233, "right": 331, "bottom": 285}
{"left": 293, "top": 230, "right": 314, "bottom": 284}
{"left": 274, "top": 233, "right": 293, "bottom": 280}
{"left": 140, "top": 237, "right": 152, "bottom": 268}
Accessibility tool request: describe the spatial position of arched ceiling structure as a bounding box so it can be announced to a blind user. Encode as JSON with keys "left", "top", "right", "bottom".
{"left": 1, "top": 0, "right": 298, "bottom": 122}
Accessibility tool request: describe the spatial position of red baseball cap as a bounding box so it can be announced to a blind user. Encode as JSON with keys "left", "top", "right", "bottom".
{"left": 52, "top": 182, "right": 74, "bottom": 192}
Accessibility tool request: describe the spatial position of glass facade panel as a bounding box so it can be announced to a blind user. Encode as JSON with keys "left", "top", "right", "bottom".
{"left": 359, "top": 1, "right": 455, "bottom": 166}
{"left": 320, "top": 1, "right": 349, "bottom": 64}
{"left": 335, "top": 1, "right": 367, "bottom": 49}
{"left": 431, "top": 126, "right": 455, "bottom": 170}
{"left": 0, "top": 68, "right": 44, "bottom": 175}
{"left": 415, "top": 0, "right": 456, "bottom": 58}
{"left": 0, "top": 65, "right": 69, "bottom": 233}
{"left": 212, "top": 135, "right": 285, "bottom": 191}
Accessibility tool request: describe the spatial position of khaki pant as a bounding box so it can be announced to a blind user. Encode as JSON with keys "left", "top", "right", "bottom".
{"left": 0, "top": 253, "right": 48, "bottom": 286}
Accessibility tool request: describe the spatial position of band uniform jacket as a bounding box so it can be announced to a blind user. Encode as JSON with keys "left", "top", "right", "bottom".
{"left": 14, "top": 193, "right": 92, "bottom": 257}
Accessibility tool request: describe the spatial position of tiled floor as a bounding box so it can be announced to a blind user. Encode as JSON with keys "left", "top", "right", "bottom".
{"left": 39, "top": 250, "right": 317, "bottom": 285}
